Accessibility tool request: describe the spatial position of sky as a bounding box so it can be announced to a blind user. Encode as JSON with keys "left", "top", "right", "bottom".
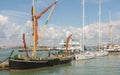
{"left": 0, "top": 0, "right": 120, "bottom": 46}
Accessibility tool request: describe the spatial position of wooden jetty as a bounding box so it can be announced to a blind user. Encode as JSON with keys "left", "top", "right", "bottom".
{"left": 0, "top": 62, "right": 9, "bottom": 70}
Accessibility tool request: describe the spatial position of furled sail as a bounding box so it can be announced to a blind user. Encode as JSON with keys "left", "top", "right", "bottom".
{"left": 66, "top": 34, "right": 72, "bottom": 51}
{"left": 23, "top": 33, "right": 30, "bottom": 57}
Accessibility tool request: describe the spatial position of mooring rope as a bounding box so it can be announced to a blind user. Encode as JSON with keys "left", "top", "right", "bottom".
{"left": 0, "top": 50, "right": 14, "bottom": 64}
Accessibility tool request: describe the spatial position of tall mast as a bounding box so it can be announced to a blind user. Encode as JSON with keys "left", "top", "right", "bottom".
{"left": 109, "top": 11, "right": 112, "bottom": 45}
{"left": 32, "top": 0, "right": 37, "bottom": 58}
{"left": 32, "top": 0, "right": 34, "bottom": 6}
{"left": 31, "top": 0, "right": 58, "bottom": 58}
{"left": 98, "top": 0, "right": 101, "bottom": 50}
{"left": 82, "top": 0, "right": 85, "bottom": 52}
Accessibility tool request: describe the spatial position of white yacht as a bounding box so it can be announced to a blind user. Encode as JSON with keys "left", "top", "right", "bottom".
{"left": 74, "top": 0, "right": 95, "bottom": 60}
{"left": 75, "top": 50, "right": 95, "bottom": 60}
{"left": 57, "top": 39, "right": 82, "bottom": 53}
{"left": 103, "top": 44, "right": 120, "bottom": 52}
{"left": 95, "top": 49, "right": 109, "bottom": 57}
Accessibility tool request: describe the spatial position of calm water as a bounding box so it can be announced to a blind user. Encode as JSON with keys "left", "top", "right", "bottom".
{"left": 0, "top": 49, "right": 120, "bottom": 75}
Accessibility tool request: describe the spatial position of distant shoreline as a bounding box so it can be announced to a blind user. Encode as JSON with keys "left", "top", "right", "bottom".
{"left": 0, "top": 46, "right": 57, "bottom": 49}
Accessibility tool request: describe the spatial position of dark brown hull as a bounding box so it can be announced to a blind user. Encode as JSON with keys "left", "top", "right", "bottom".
{"left": 107, "top": 50, "right": 120, "bottom": 53}
{"left": 9, "top": 56, "right": 72, "bottom": 71}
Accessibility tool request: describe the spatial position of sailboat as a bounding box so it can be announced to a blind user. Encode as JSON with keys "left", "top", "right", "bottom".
{"left": 94, "top": 0, "right": 108, "bottom": 56}
{"left": 104, "top": 12, "right": 120, "bottom": 52}
{"left": 9, "top": 0, "right": 72, "bottom": 71}
{"left": 74, "top": 0, "right": 95, "bottom": 60}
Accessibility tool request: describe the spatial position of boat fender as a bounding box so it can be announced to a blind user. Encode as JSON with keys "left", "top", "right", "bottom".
{"left": 1, "top": 64, "right": 5, "bottom": 69}
{"left": 24, "top": 57, "right": 30, "bottom": 61}
{"left": 18, "top": 54, "right": 21, "bottom": 59}
{"left": 39, "top": 57, "right": 42, "bottom": 60}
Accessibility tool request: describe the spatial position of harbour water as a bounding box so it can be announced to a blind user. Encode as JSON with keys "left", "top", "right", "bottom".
{"left": 0, "top": 49, "right": 120, "bottom": 75}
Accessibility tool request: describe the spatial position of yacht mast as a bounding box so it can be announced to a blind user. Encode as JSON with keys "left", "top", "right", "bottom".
{"left": 82, "top": 0, "right": 85, "bottom": 52}
{"left": 98, "top": 0, "right": 101, "bottom": 50}
{"left": 109, "top": 11, "right": 112, "bottom": 45}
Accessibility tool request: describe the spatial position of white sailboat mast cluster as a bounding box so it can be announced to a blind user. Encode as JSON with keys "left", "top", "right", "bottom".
{"left": 95, "top": 0, "right": 109, "bottom": 56}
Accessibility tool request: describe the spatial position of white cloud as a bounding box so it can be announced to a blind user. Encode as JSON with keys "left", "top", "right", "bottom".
{"left": 0, "top": 14, "right": 22, "bottom": 46}
{"left": 25, "top": 20, "right": 32, "bottom": 27}
{"left": 83, "top": 25, "right": 89, "bottom": 31}
{"left": 0, "top": 15, "right": 9, "bottom": 25}
{"left": 0, "top": 13, "right": 120, "bottom": 47}
{"left": 12, "top": 23, "right": 20, "bottom": 31}
{"left": 40, "top": 21, "right": 120, "bottom": 46}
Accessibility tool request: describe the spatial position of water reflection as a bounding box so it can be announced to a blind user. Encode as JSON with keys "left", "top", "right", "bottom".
{"left": 9, "top": 63, "right": 72, "bottom": 75}
{"left": 1, "top": 49, "right": 120, "bottom": 75}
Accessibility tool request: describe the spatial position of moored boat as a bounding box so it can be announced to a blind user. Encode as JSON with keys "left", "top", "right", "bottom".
{"left": 9, "top": 0, "right": 72, "bottom": 71}
{"left": 9, "top": 54, "right": 72, "bottom": 71}
{"left": 74, "top": 0, "right": 95, "bottom": 60}
{"left": 95, "top": 49, "right": 109, "bottom": 57}
{"left": 75, "top": 51, "right": 95, "bottom": 60}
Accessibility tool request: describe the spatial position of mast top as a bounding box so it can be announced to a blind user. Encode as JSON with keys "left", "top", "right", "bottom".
{"left": 109, "top": 11, "right": 111, "bottom": 24}
{"left": 32, "top": 0, "right": 34, "bottom": 6}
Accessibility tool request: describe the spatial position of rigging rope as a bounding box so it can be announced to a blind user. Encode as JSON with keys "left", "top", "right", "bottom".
{"left": 38, "top": 0, "right": 57, "bottom": 42}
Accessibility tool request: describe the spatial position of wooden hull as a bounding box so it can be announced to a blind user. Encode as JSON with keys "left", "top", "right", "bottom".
{"left": 106, "top": 50, "right": 120, "bottom": 53}
{"left": 9, "top": 56, "right": 72, "bottom": 71}
{"left": 9, "top": 60, "right": 48, "bottom": 70}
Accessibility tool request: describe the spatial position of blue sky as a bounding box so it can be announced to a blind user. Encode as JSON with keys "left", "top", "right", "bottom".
{"left": 0, "top": 0, "right": 120, "bottom": 46}
{"left": 0, "top": 0, "right": 120, "bottom": 27}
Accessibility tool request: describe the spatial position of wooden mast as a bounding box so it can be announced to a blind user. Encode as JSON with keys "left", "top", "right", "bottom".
{"left": 31, "top": 0, "right": 58, "bottom": 58}
{"left": 32, "top": 0, "right": 37, "bottom": 58}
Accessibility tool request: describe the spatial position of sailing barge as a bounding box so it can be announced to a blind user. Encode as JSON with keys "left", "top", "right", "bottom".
{"left": 9, "top": 0, "right": 72, "bottom": 71}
